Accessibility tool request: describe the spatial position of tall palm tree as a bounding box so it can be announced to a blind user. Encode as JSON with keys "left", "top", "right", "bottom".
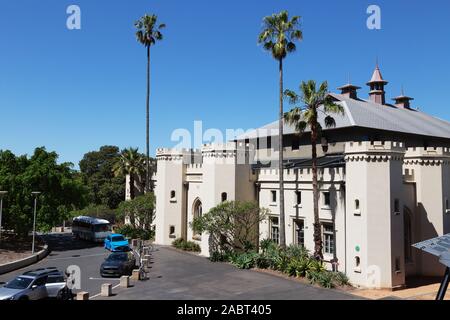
{"left": 113, "top": 147, "right": 145, "bottom": 201}
{"left": 135, "top": 14, "right": 165, "bottom": 193}
{"left": 284, "top": 80, "right": 344, "bottom": 260}
{"left": 258, "top": 10, "right": 302, "bottom": 248}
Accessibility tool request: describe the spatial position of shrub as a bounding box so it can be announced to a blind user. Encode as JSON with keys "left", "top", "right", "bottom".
{"left": 210, "top": 249, "right": 234, "bottom": 262}
{"left": 286, "top": 258, "right": 313, "bottom": 278}
{"left": 331, "top": 272, "right": 350, "bottom": 286}
{"left": 285, "top": 244, "right": 309, "bottom": 260}
{"left": 229, "top": 252, "right": 258, "bottom": 269}
{"left": 260, "top": 238, "right": 278, "bottom": 253}
{"left": 171, "top": 238, "right": 201, "bottom": 252}
{"left": 307, "top": 270, "right": 335, "bottom": 288}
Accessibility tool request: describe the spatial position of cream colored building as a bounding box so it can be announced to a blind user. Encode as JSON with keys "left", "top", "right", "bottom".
{"left": 152, "top": 66, "right": 450, "bottom": 289}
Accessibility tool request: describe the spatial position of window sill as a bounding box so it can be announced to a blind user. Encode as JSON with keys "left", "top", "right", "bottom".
{"left": 354, "top": 210, "right": 361, "bottom": 216}
{"left": 354, "top": 267, "right": 362, "bottom": 274}
{"left": 445, "top": 209, "right": 450, "bottom": 214}
{"left": 170, "top": 199, "right": 177, "bottom": 203}
{"left": 169, "top": 234, "right": 176, "bottom": 239}
{"left": 393, "top": 211, "right": 400, "bottom": 216}
{"left": 321, "top": 206, "right": 331, "bottom": 211}
{"left": 395, "top": 270, "right": 402, "bottom": 275}
{"left": 293, "top": 204, "right": 302, "bottom": 208}
{"left": 269, "top": 202, "right": 277, "bottom": 207}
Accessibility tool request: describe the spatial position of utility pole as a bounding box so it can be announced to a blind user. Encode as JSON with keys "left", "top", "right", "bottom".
{"left": 0, "top": 191, "right": 7, "bottom": 243}
{"left": 31, "top": 191, "right": 41, "bottom": 254}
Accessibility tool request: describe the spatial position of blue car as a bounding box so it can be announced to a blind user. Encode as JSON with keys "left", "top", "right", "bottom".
{"left": 104, "top": 234, "right": 130, "bottom": 252}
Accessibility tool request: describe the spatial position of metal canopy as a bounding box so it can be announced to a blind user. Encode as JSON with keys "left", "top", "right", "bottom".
{"left": 413, "top": 233, "right": 450, "bottom": 300}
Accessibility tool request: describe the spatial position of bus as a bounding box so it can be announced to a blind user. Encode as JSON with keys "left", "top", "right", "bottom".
{"left": 72, "top": 216, "right": 111, "bottom": 242}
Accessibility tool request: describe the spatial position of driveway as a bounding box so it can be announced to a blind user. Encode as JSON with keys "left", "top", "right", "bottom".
{"left": 96, "top": 246, "right": 359, "bottom": 300}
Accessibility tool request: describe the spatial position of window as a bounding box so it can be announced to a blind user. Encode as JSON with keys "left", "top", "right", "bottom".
{"left": 170, "top": 190, "right": 176, "bottom": 202}
{"left": 322, "top": 223, "right": 334, "bottom": 255}
{"left": 292, "top": 136, "right": 300, "bottom": 150}
{"left": 394, "top": 199, "right": 400, "bottom": 214}
{"left": 271, "top": 190, "right": 277, "bottom": 203}
{"left": 395, "top": 257, "right": 401, "bottom": 272}
{"left": 221, "top": 192, "right": 227, "bottom": 202}
{"left": 446, "top": 199, "right": 449, "bottom": 213}
{"left": 355, "top": 256, "right": 360, "bottom": 268}
{"left": 193, "top": 199, "right": 203, "bottom": 238}
{"left": 323, "top": 192, "right": 331, "bottom": 207}
{"left": 295, "top": 191, "right": 302, "bottom": 205}
{"left": 294, "top": 219, "right": 305, "bottom": 247}
{"left": 355, "top": 199, "right": 360, "bottom": 210}
{"left": 270, "top": 217, "right": 280, "bottom": 244}
{"left": 169, "top": 225, "right": 175, "bottom": 237}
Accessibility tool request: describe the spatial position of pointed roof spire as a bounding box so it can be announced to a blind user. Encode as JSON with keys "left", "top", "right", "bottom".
{"left": 392, "top": 86, "right": 414, "bottom": 109}
{"left": 367, "top": 64, "right": 388, "bottom": 85}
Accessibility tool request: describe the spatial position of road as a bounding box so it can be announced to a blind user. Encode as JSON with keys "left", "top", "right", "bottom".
{"left": 0, "top": 233, "right": 359, "bottom": 300}
{"left": 0, "top": 233, "right": 114, "bottom": 297}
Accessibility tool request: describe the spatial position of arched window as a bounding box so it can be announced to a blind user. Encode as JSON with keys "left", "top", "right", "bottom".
{"left": 404, "top": 207, "right": 413, "bottom": 262}
{"left": 170, "top": 190, "right": 176, "bottom": 199}
{"left": 221, "top": 192, "right": 227, "bottom": 202}
{"left": 192, "top": 199, "right": 203, "bottom": 238}
{"left": 355, "top": 199, "right": 360, "bottom": 210}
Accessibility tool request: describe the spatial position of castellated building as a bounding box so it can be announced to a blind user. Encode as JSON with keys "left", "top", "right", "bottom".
{"left": 151, "top": 66, "right": 450, "bottom": 289}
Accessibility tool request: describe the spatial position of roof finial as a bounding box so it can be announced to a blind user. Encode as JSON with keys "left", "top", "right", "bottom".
{"left": 401, "top": 85, "right": 405, "bottom": 96}
{"left": 376, "top": 56, "right": 379, "bottom": 68}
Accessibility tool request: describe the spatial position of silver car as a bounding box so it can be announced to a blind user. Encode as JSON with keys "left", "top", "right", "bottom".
{"left": 0, "top": 268, "right": 72, "bottom": 300}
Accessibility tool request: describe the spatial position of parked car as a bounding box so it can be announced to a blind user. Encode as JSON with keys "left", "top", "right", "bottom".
{"left": 100, "top": 252, "right": 136, "bottom": 277}
{"left": 104, "top": 233, "right": 130, "bottom": 252}
{"left": 0, "top": 268, "right": 73, "bottom": 301}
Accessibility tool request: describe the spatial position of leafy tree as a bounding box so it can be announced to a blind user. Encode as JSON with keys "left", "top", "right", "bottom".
{"left": 258, "top": 10, "right": 303, "bottom": 248}
{"left": 135, "top": 14, "right": 165, "bottom": 193}
{"left": 0, "top": 148, "right": 86, "bottom": 236}
{"left": 191, "top": 201, "right": 269, "bottom": 254}
{"left": 112, "top": 148, "right": 145, "bottom": 201}
{"left": 284, "top": 80, "right": 344, "bottom": 260}
{"left": 70, "top": 204, "right": 117, "bottom": 225}
{"left": 116, "top": 192, "right": 155, "bottom": 230}
{"left": 79, "top": 146, "right": 125, "bottom": 209}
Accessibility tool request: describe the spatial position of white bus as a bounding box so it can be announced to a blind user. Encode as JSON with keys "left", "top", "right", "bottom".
{"left": 72, "top": 216, "right": 111, "bottom": 242}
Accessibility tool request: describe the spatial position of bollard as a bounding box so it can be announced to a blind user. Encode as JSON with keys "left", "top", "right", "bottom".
{"left": 142, "top": 259, "right": 148, "bottom": 268}
{"left": 101, "top": 283, "right": 112, "bottom": 297}
{"left": 120, "top": 276, "right": 130, "bottom": 288}
{"left": 76, "top": 291, "right": 89, "bottom": 300}
{"left": 131, "top": 269, "right": 140, "bottom": 281}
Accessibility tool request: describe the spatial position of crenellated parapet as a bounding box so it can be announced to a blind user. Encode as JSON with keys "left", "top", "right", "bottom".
{"left": 156, "top": 148, "right": 201, "bottom": 163}
{"left": 404, "top": 146, "right": 450, "bottom": 165}
{"left": 344, "top": 141, "right": 405, "bottom": 162}
{"left": 201, "top": 142, "right": 237, "bottom": 158}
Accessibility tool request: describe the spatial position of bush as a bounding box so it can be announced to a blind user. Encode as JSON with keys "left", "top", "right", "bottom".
{"left": 286, "top": 258, "right": 313, "bottom": 278}
{"left": 172, "top": 238, "right": 201, "bottom": 252}
{"left": 229, "top": 251, "right": 258, "bottom": 269}
{"left": 331, "top": 272, "right": 350, "bottom": 286}
{"left": 307, "top": 270, "right": 335, "bottom": 289}
{"left": 114, "top": 224, "right": 154, "bottom": 240}
{"left": 210, "top": 250, "right": 234, "bottom": 262}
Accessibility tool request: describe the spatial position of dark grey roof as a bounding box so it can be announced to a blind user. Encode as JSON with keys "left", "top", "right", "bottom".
{"left": 238, "top": 93, "right": 450, "bottom": 140}
{"left": 252, "top": 154, "right": 345, "bottom": 170}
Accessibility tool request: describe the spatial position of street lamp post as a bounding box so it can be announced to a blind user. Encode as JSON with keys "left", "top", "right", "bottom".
{"left": 31, "top": 191, "right": 41, "bottom": 254}
{"left": 0, "top": 191, "right": 8, "bottom": 243}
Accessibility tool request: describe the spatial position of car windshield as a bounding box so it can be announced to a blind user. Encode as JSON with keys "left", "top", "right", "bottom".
{"left": 5, "top": 276, "right": 33, "bottom": 289}
{"left": 106, "top": 253, "right": 128, "bottom": 261}
{"left": 112, "top": 236, "right": 125, "bottom": 242}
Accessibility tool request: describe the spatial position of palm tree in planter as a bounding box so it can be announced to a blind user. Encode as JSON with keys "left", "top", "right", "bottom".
{"left": 258, "top": 10, "right": 302, "bottom": 248}
{"left": 135, "top": 14, "right": 165, "bottom": 193}
{"left": 284, "top": 80, "right": 344, "bottom": 260}
{"left": 113, "top": 147, "right": 145, "bottom": 201}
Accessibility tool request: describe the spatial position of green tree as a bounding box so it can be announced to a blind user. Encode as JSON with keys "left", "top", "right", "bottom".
{"left": 258, "top": 10, "right": 303, "bottom": 248}
{"left": 0, "top": 148, "right": 86, "bottom": 236}
{"left": 116, "top": 192, "right": 155, "bottom": 230}
{"left": 284, "top": 80, "right": 344, "bottom": 260}
{"left": 135, "top": 14, "right": 165, "bottom": 193}
{"left": 112, "top": 148, "right": 145, "bottom": 202}
{"left": 191, "top": 201, "right": 269, "bottom": 254}
{"left": 79, "top": 145, "right": 125, "bottom": 209}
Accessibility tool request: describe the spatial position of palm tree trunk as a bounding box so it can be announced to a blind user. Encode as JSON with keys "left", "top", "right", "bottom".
{"left": 278, "top": 58, "right": 286, "bottom": 248}
{"left": 129, "top": 174, "right": 136, "bottom": 226}
{"left": 311, "top": 121, "right": 323, "bottom": 260}
{"left": 146, "top": 45, "right": 151, "bottom": 193}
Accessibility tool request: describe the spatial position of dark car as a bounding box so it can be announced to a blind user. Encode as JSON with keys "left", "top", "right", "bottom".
{"left": 100, "top": 252, "right": 136, "bottom": 277}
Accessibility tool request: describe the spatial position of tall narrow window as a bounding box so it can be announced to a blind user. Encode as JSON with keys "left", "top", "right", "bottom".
{"left": 221, "top": 192, "right": 227, "bottom": 202}
{"left": 394, "top": 199, "right": 400, "bottom": 214}
{"left": 323, "top": 192, "right": 331, "bottom": 207}
{"left": 294, "top": 219, "right": 305, "bottom": 247}
{"left": 292, "top": 136, "right": 300, "bottom": 150}
{"left": 170, "top": 190, "right": 176, "bottom": 200}
{"left": 355, "top": 199, "right": 360, "bottom": 210}
{"left": 322, "top": 223, "right": 334, "bottom": 255}
{"left": 193, "top": 199, "right": 203, "bottom": 239}
{"left": 404, "top": 208, "right": 413, "bottom": 262}
{"left": 295, "top": 191, "right": 302, "bottom": 205}
{"left": 271, "top": 190, "right": 277, "bottom": 203}
{"left": 270, "top": 217, "right": 280, "bottom": 244}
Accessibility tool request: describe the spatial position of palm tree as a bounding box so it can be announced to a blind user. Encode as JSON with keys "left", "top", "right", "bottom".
{"left": 258, "top": 10, "right": 302, "bottom": 248}
{"left": 284, "top": 80, "right": 344, "bottom": 260}
{"left": 113, "top": 147, "right": 145, "bottom": 201}
{"left": 135, "top": 14, "right": 165, "bottom": 193}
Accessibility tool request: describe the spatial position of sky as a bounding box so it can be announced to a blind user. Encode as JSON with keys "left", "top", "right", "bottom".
{"left": 1, "top": 0, "right": 450, "bottom": 168}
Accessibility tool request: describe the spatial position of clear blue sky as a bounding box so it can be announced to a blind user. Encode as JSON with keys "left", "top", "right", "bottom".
{"left": 1, "top": 0, "right": 449, "bottom": 168}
